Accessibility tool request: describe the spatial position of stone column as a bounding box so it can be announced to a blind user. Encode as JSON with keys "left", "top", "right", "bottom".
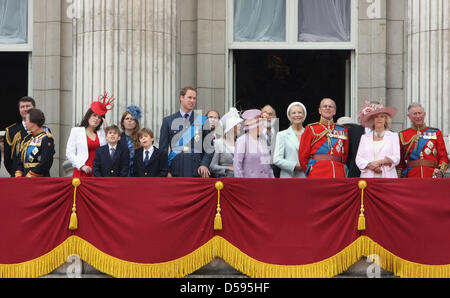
{"left": 407, "top": 0, "right": 449, "bottom": 136}
{"left": 72, "top": 0, "right": 177, "bottom": 140}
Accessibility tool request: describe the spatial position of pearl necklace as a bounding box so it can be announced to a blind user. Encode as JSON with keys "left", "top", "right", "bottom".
{"left": 374, "top": 131, "right": 385, "bottom": 138}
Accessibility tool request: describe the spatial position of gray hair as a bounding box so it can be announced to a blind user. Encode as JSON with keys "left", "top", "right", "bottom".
{"left": 408, "top": 102, "right": 425, "bottom": 114}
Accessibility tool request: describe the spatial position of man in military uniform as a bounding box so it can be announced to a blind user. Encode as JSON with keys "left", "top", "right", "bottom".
{"left": 4, "top": 96, "right": 36, "bottom": 177}
{"left": 299, "top": 98, "right": 349, "bottom": 178}
{"left": 398, "top": 103, "right": 448, "bottom": 178}
{"left": 15, "top": 109, "right": 55, "bottom": 178}
{"left": 159, "top": 86, "right": 213, "bottom": 178}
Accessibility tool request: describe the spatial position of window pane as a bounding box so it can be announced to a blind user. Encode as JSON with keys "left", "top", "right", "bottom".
{"left": 234, "top": 0, "right": 286, "bottom": 42}
{"left": 0, "top": 0, "right": 28, "bottom": 44}
{"left": 298, "top": 0, "right": 350, "bottom": 42}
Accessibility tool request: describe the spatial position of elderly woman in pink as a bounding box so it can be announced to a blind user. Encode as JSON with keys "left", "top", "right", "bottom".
{"left": 355, "top": 102, "right": 400, "bottom": 178}
{"left": 233, "top": 109, "right": 274, "bottom": 178}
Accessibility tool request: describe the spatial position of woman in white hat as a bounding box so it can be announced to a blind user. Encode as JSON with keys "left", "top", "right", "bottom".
{"left": 273, "top": 102, "right": 307, "bottom": 178}
{"left": 355, "top": 101, "right": 400, "bottom": 178}
{"left": 210, "top": 108, "right": 243, "bottom": 177}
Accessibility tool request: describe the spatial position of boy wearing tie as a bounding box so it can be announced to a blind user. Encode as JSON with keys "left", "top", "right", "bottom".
{"left": 133, "top": 128, "right": 169, "bottom": 177}
{"left": 93, "top": 125, "right": 130, "bottom": 177}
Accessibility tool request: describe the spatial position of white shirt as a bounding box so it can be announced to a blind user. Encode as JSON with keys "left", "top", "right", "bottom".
{"left": 143, "top": 147, "right": 154, "bottom": 162}
{"left": 180, "top": 110, "right": 192, "bottom": 119}
{"left": 108, "top": 144, "right": 117, "bottom": 156}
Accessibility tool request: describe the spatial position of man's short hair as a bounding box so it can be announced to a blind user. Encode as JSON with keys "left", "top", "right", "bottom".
{"left": 105, "top": 125, "right": 121, "bottom": 135}
{"left": 27, "top": 109, "right": 45, "bottom": 127}
{"left": 137, "top": 128, "right": 154, "bottom": 139}
{"left": 407, "top": 102, "right": 424, "bottom": 114}
{"left": 18, "top": 96, "right": 36, "bottom": 108}
{"left": 180, "top": 86, "right": 197, "bottom": 97}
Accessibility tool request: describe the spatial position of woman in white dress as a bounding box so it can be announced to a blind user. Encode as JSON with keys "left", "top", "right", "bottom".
{"left": 273, "top": 102, "right": 307, "bottom": 178}
{"left": 356, "top": 102, "right": 400, "bottom": 178}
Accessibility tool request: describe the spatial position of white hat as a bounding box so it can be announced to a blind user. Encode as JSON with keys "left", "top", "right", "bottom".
{"left": 220, "top": 107, "right": 243, "bottom": 134}
{"left": 337, "top": 116, "right": 355, "bottom": 126}
{"left": 287, "top": 102, "right": 307, "bottom": 123}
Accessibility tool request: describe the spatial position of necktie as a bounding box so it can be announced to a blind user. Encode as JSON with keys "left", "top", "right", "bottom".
{"left": 184, "top": 113, "right": 189, "bottom": 120}
{"left": 110, "top": 147, "right": 115, "bottom": 159}
{"left": 144, "top": 150, "right": 149, "bottom": 165}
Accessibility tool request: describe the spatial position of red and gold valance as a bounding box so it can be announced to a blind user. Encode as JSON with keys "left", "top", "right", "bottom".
{"left": 1, "top": 177, "right": 449, "bottom": 278}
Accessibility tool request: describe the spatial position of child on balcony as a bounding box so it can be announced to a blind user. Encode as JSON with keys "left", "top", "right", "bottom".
{"left": 133, "top": 128, "right": 169, "bottom": 177}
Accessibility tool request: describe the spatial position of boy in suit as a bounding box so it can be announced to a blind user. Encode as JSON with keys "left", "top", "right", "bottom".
{"left": 93, "top": 125, "right": 130, "bottom": 177}
{"left": 133, "top": 128, "right": 169, "bottom": 177}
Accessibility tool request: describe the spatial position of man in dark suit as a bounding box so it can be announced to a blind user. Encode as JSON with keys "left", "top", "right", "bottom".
{"left": 159, "top": 86, "right": 214, "bottom": 178}
{"left": 133, "top": 128, "right": 169, "bottom": 177}
{"left": 337, "top": 117, "right": 365, "bottom": 178}
{"left": 93, "top": 125, "right": 129, "bottom": 177}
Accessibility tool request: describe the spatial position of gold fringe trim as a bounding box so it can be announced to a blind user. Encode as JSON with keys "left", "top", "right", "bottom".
{"left": 0, "top": 237, "right": 74, "bottom": 278}
{"left": 2, "top": 236, "right": 450, "bottom": 278}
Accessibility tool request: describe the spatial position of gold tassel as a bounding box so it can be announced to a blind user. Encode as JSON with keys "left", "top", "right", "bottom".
{"left": 69, "top": 178, "right": 81, "bottom": 231}
{"left": 358, "top": 180, "right": 367, "bottom": 231}
{"left": 214, "top": 181, "right": 224, "bottom": 231}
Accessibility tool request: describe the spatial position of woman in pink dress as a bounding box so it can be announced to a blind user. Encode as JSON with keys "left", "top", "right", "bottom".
{"left": 233, "top": 109, "right": 274, "bottom": 178}
{"left": 66, "top": 93, "right": 114, "bottom": 177}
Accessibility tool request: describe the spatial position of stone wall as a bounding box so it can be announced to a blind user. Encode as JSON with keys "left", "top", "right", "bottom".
{"left": 45, "top": 258, "right": 396, "bottom": 278}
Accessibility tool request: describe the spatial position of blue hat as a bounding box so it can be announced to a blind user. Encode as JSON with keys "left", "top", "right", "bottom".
{"left": 126, "top": 105, "right": 143, "bottom": 121}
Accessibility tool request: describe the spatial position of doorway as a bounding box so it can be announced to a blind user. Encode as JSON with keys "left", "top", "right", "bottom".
{"left": 234, "top": 50, "right": 351, "bottom": 130}
{"left": 0, "top": 52, "right": 29, "bottom": 131}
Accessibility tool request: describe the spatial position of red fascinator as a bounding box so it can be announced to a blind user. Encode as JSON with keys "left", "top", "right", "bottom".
{"left": 91, "top": 92, "right": 115, "bottom": 116}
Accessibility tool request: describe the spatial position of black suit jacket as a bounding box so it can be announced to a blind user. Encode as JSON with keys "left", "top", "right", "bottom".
{"left": 159, "top": 111, "right": 214, "bottom": 177}
{"left": 347, "top": 124, "right": 365, "bottom": 178}
{"left": 93, "top": 144, "right": 130, "bottom": 177}
{"left": 132, "top": 146, "right": 169, "bottom": 177}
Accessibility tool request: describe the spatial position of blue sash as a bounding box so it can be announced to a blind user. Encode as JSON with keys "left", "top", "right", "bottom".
{"left": 168, "top": 114, "right": 206, "bottom": 166}
{"left": 305, "top": 127, "right": 343, "bottom": 176}
{"left": 402, "top": 128, "right": 437, "bottom": 176}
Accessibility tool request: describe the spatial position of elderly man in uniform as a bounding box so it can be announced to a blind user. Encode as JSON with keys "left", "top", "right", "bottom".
{"left": 159, "top": 86, "right": 213, "bottom": 178}
{"left": 298, "top": 98, "right": 349, "bottom": 178}
{"left": 398, "top": 103, "right": 448, "bottom": 178}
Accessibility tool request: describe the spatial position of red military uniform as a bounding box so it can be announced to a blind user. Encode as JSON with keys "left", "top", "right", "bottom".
{"left": 299, "top": 118, "right": 349, "bottom": 178}
{"left": 398, "top": 125, "right": 449, "bottom": 178}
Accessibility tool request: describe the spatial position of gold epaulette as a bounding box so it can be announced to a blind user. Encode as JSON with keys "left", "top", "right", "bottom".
{"left": 306, "top": 122, "right": 319, "bottom": 127}
{"left": 45, "top": 131, "right": 54, "bottom": 139}
{"left": 5, "top": 123, "right": 19, "bottom": 146}
{"left": 398, "top": 130, "right": 416, "bottom": 146}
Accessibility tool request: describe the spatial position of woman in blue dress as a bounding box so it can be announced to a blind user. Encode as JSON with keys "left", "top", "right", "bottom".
{"left": 119, "top": 106, "right": 142, "bottom": 176}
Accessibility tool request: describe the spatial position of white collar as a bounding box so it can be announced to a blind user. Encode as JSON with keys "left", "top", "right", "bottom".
{"left": 144, "top": 146, "right": 154, "bottom": 154}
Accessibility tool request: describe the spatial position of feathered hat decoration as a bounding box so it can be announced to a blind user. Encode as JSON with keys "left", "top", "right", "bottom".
{"left": 91, "top": 92, "right": 115, "bottom": 116}
{"left": 126, "top": 105, "right": 143, "bottom": 121}
{"left": 358, "top": 101, "right": 397, "bottom": 127}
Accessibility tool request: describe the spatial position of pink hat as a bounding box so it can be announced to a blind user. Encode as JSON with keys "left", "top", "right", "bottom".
{"left": 242, "top": 109, "right": 262, "bottom": 130}
{"left": 358, "top": 101, "right": 397, "bottom": 127}
{"left": 91, "top": 92, "right": 115, "bottom": 116}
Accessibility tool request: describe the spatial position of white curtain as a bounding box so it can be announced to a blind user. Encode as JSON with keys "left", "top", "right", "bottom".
{"left": 234, "top": 0, "right": 285, "bottom": 42}
{"left": 0, "top": 0, "right": 28, "bottom": 44}
{"left": 298, "top": 0, "right": 350, "bottom": 42}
